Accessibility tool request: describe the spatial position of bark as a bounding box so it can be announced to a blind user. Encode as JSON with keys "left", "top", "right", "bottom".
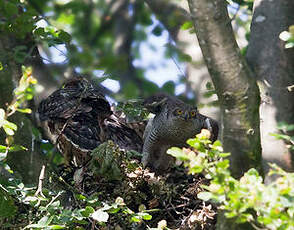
{"left": 246, "top": 0, "right": 294, "bottom": 174}
{"left": 187, "top": 0, "right": 262, "bottom": 178}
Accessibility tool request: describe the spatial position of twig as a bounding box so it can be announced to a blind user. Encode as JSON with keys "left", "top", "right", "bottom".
{"left": 45, "top": 191, "right": 63, "bottom": 209}
{"left": 91, "top": 220, "right": 96, "bottom": 230}
{"left": 250, "top": 221, "right": 267, "bottom": 230}
{"left": 168, "top": 37, "right": 188, "bottom": 80}
{"left": 230, "top": 4, "right": 240, "bottom": 22}
{"left": 34, "top": 165, "right": 46, "bottom": 198}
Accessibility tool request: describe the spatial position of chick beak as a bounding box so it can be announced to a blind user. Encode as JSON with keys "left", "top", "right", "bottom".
{"left": 184, "top": 111, "right": 189, "bottom": 121}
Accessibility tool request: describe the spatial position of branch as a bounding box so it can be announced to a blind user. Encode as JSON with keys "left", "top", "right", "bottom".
{"left": 144, "top": 0, "right": 190, "bottom": 41}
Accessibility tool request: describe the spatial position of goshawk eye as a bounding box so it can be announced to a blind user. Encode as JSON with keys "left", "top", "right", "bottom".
{"left": 176, "top": 109, "right": 183, "bottom": 115}
{"left": 190, "top": 110, "right": 196, "bottom": 117}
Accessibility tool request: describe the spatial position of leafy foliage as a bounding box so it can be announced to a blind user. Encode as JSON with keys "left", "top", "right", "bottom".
{"left": 168, "top": 129, "right": 294, "bottom": 230}
{"left": 0, "top": 66, "right": 36, "bottom": 158}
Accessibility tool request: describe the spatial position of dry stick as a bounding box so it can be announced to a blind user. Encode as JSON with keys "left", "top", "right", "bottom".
{"left": 180, "top": 206, "right": 197, "bottom": 228}
{"left": 91, "top": 220, "right": 96, "bottom": 230}
{"left": 34, "top": 165, "right": 46, "bottom": 198}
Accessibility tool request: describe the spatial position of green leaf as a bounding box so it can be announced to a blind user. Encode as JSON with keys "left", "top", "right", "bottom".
{"left": 81, "top": 206, "right": 95, "bottom": 217}
{"left": 4, "top": 120, "right": 17, "bottom": 131}
{"left": 178, "top": 52, "right": 192, "bottom": 62}
{"left": 197, "top": 192, "right": 213, "bottom": 201}
{"left": 167, "top": 147, "right": 189, "bottom": 161}
{"left": 181, "top": 21, "right": 193, "bottom": 30}
{"left": 271, "top": 133, "right": 291, "bottom": 141}
{"left": 0, "top": 145, "right": 7, "bottom": 152}
{"left": 142, "top": 213, "right": 152, "bottom": 220}
{"left": 216, "top": 160, "right": 229, "bottom": 169}
{"left": 187, "top": 138, "right": 201, "bottom": 149}
{"left": 218, "top": 153, "right": 230, "bottom": 158}
{"left": 16, "top": 108, "right": 32, "bottom": 114}
{"left": 246, "top": 168, "right": 260, "bottom": 176}
{"left": 190, "top": 165, "right": 204, "bottom": 174}
{"left": 0, "top": 62, "right": 3, "bottom": 71}
{"left": 76, "top": 194, "right": 86, "bottom": 201}
{"left": 8, "top": 145, "right": 28, "bottom": 152}
{"left": 131, "top": 216, "right": 141, "bottom": 223}
{"left": 3, "top": 126, "right": 15, "bottom": 136}
{"left": 48, "top": 225, "right": 65, "bottom": 229}
{"left": 34, "top": 27, "right": 46, "bottom": 37}
{"left": 58, "top": 30, "right": 72, "bottom": 43}
{"left": 3, "top": 120, "right": 17, "bottom": 136}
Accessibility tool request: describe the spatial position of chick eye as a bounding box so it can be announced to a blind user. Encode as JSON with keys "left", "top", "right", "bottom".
{"left": 190, "top": 111, "right": 196, "bottom": 117}
{"left": 176, "top": 109, "right": 183, "bottom": 115}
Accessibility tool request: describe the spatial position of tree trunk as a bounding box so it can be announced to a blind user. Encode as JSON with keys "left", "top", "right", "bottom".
{"left": 187, "top": 0, "right": 262, "bottom": 178}
{"left": 246, "top": 0, "right": 294, "bottom": 175}
{"left": 0, "top": 35, "right": 45, "bottom": 184}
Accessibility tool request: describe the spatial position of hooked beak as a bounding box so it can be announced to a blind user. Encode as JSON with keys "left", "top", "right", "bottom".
{"left": 184, "top": 111, "right": 189, "bottom": 121}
